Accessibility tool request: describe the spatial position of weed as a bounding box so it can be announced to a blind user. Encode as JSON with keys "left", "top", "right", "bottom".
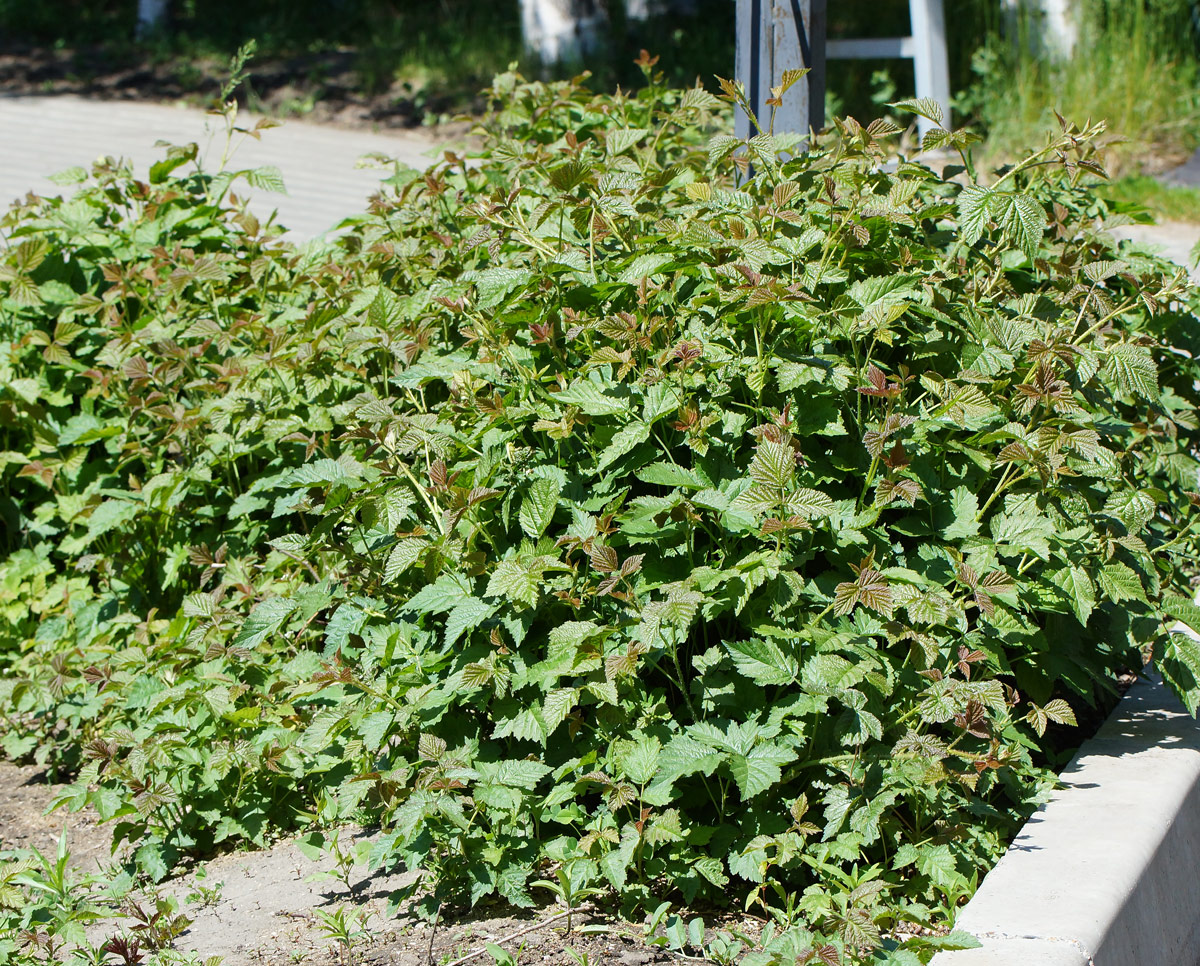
{"left": 482, "top": 941, "right": 524, "bottom": 966}
{"left": 314, "top": 905, "right": 366, "bottom": 966}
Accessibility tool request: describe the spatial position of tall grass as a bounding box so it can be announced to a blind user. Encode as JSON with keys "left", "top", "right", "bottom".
{"left": 966, "top": 0, "right": 1200, "bottom": 175}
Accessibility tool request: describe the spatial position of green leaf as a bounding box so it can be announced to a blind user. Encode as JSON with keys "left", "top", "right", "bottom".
{"left": 943, "top": 486, "right": 980, "bottom": 540}
{"left": 727, "top": 742, "right": 794, "bottom": 800}
{"left": 245, "top": 165, "right": 287, "bottom": 193}
{"left": 1159, "top": 628, "right": 1200, "bottom": 715}
{"left": 233, "top": 597, "right": 299, "bottom": 649}
{"left": 554, "top": 379, "right": 629, "bottom": 415}
{"left": 890, "top": 96, "right": 944, "bottom": 125}
{"left": 445, "top": 597, "right": 494, "bottom": 646}
{"left": 598, "top": 421, "right": 650, "bottom": 471}
{"left": 956, "top": 185, "right": 993, "bottom": 246}
{"left": 406, "top": 576, "right": 472, "bottom": 615}
{"left": 385, "top": 538, "right": 428, "bottom": 582}
{"left": 519, "top": 477, "right": 561, "bottom": 539}
{"left": 657, "top": 734, "right": 726, "bottom": 787}
{"left": 485, "top": 559, "right": 540, "bottom": 609}
{"left": 1052, "top": 565, "right": 1096, "bottom": 626}
{"left": 994, "top": 191, "right": 1044, "bottom": 259}
{"left": 324, "top": 601, "right": 368, "bottom": 654}
{"left": 606, "top": 127, "right": 649, "bottom": 156}
{"left": 468, "top": 267, "right": 534, "bottom": 309}
{"left": 48, "top": 166, "right": 89, "bottom": 185}
{"left": 1106, "top": 342, "right": 1158, "bottom": 398}
{"left": 1165, "top": 595, "right": 1200, "bottom": 638}
{"left": 636, "top": 462, "right": 704, "bottom": 489}
{"left": 749, "top": 441, "right": 795, "bottom": 490}
{"left": 484, "top": 759, "right": 552, "bottom": 788}
{"left": 724, "top": 638, "right": 798, "bottom": 685}
{"left": 1104, "top": 489, "right": 1156, "bottom": 532}
{"left": 617, "top": 736, "right": 661, "bottom": 785}
{"left": 599, "top": 826, "right": 639, "bottom": 890}
{"left": 692, "top": 855, "right": 729, "bottom": 887}
{"left": 915, "top": 843, "right": 961, "bottom": 889}
{"left": 784, "top": 487, "right": 835, "bottom": 519}
{"left": 1097, "top": 563, "right": 1145, "bottom": 603}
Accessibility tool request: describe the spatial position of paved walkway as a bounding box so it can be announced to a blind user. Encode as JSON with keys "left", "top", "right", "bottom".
{"left": 0, "top": 95, "right": 441, "bottom": 239}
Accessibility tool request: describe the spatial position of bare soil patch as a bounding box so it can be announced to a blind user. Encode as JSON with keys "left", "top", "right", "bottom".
{"left": 0, "top": 762, "right": 113, "bottom": 870}
{"left": 0, "top": 760, "right": 688, "bottom": 966}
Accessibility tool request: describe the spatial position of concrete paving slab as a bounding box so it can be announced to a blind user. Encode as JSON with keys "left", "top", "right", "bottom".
{"left": 1109, "top": 219, "right": 1200, "bottom": 279}
{"left": 933, "top": 676, "right": 1200, "bottom": 966}
{"left": 1160, "top": 147, "right": 1200, "bottom": 188}
{"left": 0, "top": 95, "right": 443, "bottom": 239}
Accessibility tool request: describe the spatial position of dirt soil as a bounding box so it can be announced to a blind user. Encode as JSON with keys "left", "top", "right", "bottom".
{"left": 0, "top": 762, "right": 115, "bottom": 870}
{"left": 0, "top": 760, "right": 688, "bottom": 965}
{"left": 0, "top": 43, "right": 474, "bottom": 135}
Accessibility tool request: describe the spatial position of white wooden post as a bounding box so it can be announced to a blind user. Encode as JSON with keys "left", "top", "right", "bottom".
{"left": 734, "top": 0, "right": 826, "bottom": 140}
{"left": 137, "top": 0, "right": 168, "bottom": 35}
{"left": 520, "top": 0, "right": 608, "bottom": 64}
{"left": 825, "top": 0, "right": 951, "bottom": 140}
{"left": 908, "top": 0, "right": 951, "bottom": 138}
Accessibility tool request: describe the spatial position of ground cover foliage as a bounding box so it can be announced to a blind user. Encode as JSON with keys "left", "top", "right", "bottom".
{"left": 3, "top": 62, "right": 1200, "bottom": 964}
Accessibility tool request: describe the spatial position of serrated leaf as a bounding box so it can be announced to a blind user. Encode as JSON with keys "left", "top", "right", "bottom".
{"left": 1160, "top": 630, "right": 1200, "bottom": 715}
{"left": 1042, "top": 698, "right": 1077, "bottom": 727}
{"left": 485, "top": 559, "right": 540, "bottom": 609}
{"left": 1097, "top": 563, "right": 1145, "bottom": 603}
{"left": 692, "top": 855, "right": 728, "bottom": 887}
{"left": 244, "top": 165, "right": 286, "bottom": 193}
{"left": 727, "top": 743, "right": 794, "bottom": 800}
{"left": 606, "top": 127, "right": 649, "bottom": 155}
{"left": 1106, "top": 342, "right": 1158, "bottom": 398}
{"left": 943, "top": 486, "right": 980, "bottom": 539}
{"left": 636, "top": 461, "right": 704, "bottom": 489}
{"left": 725, "top": 638, "right": 798, "bottom": 685}
{"left": 445, "top": 597, "right": 494, "bottom": 646}
{"left": 956, "top": 185, "right": 992, "bottom": 246}
{"left": 519, "top": 477, "right": 561, "bottom": 539}
{"left": 406, "top": 576, "right": 472, "bottom": 615}
{"left": 1052, "top": 565, "right": 1096, "bottom": 626}
{"left": 233, "top": 597, "right": 298, "bottom": 649}
{"left": 784, "top": 487, "right": 835, "bottom": 519}
{"left": 994, "top": 191, "right": 1045, "bottom": 259}
{"left": 657, "top": 734, "right": 725, "bottom": 787}
{"left": 1104, "top": 489, "right": 1156, "bottom": 532}
{"left": 554, "top": 379, "right": 629, "bottom": 415}
{"left": 749, "top": 441, "right": 795, "bottom": 490}
{"left": 617, "top": 736, "right": 661, "bottom": 784}
{"left": 891, "top": 96, "right": 944, "bottom": 125}
{"left": 385, "top": 538, "right": 428, "bottom": 582}
{"left": 598, "top": 421, "right": 650, "bottom": 471}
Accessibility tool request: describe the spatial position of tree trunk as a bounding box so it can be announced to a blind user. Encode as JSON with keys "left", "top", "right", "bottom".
{"left": 137, "top": 0, "right": 169, "bottom": 36}
{"left": 625, "top": 0, "right": 696, "bottom": 20}
{"left": 520, "top": 0, "right": 609, "bottom": 64}
{"left": 1002, "top": 0, "right": 1077, "bottom": 60}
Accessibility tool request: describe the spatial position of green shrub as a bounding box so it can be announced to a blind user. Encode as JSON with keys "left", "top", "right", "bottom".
{"left": 3, "top": 68, "right": 1200, "bottom": 963}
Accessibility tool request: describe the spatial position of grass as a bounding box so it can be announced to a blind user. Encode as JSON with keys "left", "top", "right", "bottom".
{"left": 964, "top": 1, "right": 1200, "bottom": 177}
{"left": 1100, "top": 175, "right": 1200, "bottom": 224}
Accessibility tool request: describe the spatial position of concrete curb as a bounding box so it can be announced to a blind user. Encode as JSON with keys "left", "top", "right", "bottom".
{"left": 931, "top": 675, "right": 1200, "bottom": 966}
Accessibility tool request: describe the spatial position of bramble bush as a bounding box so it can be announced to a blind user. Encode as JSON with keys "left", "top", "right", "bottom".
{"left": 3, "top": 60, "right": 1200, "bottom": 964}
